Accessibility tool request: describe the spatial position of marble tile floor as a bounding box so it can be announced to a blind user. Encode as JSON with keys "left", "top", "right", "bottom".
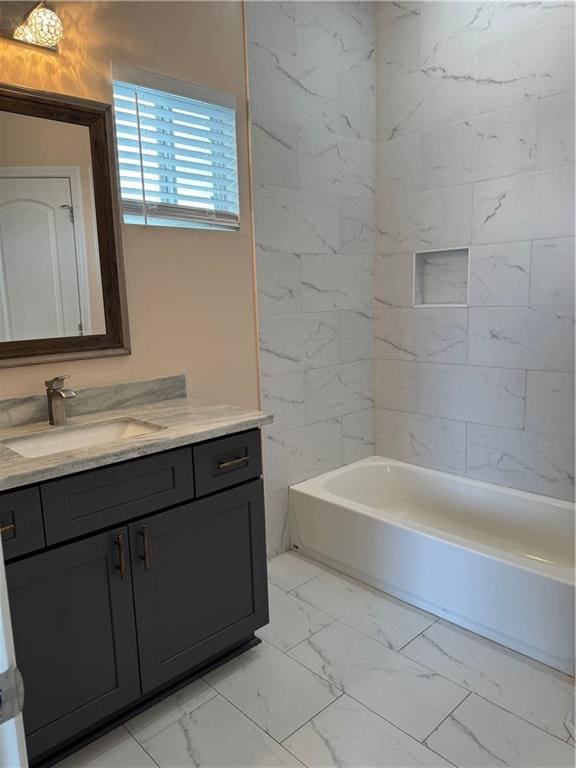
{"left": 57, "top": 552, "right": 575, "bottom": 768}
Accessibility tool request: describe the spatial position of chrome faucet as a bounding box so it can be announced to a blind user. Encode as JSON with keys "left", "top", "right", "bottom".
{"left": 45, "top": 376, "right": 76, "bottom": 426}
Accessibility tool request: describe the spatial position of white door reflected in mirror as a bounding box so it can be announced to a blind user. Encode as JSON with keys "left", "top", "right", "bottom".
{"left": 0, "top": 112, "right": 105, "bottom": 344}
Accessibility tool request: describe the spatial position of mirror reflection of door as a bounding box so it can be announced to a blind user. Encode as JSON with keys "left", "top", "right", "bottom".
{"left": 0, "top": 168, "right": 92, "bottom": 342}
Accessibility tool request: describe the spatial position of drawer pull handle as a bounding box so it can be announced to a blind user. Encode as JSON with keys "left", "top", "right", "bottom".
{"left": 0, "top": 523, "right": 15, "bottom": 536}
{"left": 139, "top": 526, "right": 151, "bottom": 570}
{"left": 115, "top": 533, "right": 126, "bottom": 581}
{"left": 217, "top": 455, "right": 250, "bottom": 471}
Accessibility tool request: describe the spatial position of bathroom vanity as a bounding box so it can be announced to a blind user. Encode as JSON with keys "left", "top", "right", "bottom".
{"left": 0, "top": 383, "right": 271, "bottom": 766}
{"left": 0, "top": 74, "right": 270, "bottom": 766}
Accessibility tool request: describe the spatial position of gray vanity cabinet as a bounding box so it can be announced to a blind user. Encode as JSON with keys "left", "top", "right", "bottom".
{"left": 6, "top": 527, "right": 141, "bottom": 759}
{"left": 1, "top": 429, "right": 269, "bottom": 765}
{"left": 131, "top": 479, "right": 268, "bottom": 692}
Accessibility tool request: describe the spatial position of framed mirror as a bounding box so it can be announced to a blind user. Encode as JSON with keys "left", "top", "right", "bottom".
{"left": 0, "top": 83, "right": 130, "bottom": 366}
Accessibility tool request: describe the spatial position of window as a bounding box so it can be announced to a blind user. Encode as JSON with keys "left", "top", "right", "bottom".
{"left": 112, "top": 65, "right": 239, "bottom": 230}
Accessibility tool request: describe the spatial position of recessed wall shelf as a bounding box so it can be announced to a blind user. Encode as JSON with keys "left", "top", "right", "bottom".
{"left": 413, "top": 248, "right": 469, "bottom": 306}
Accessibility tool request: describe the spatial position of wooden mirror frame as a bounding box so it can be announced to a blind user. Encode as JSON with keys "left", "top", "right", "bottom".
{"left": 0, "top": 83, "right": 130, "bottom": 367}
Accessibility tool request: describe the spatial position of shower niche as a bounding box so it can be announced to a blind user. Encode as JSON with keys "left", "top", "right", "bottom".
{"left": 413, "top": 247, "right": 469, "bottom": 306}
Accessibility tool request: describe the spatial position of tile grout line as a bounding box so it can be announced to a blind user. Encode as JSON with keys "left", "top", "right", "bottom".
{"left": 279, "top": 567, "right": 330, "bottom": 593}
{"left": 201, "top": 677, "right": 303, "bottom": 750}
{"left": 281, "top": 661, "right": 466, "bottom": 768}
{"left": 265, "top": 383, "right": 572, "bottom": 444}
{"left": 282, "top": 615, "right": 474, "bottom": 712}
{"left": 202, "top": 671, "right": 342, "bottom": 763}
{"left": 391, "top": 157, "right": 575, "bottom": 198}
{"left": 396, "top": 647, "right": 576, "bottom": 747}
{"left": 267, "top": 577, "right": 468, "bottom": 764}
{"left": 121, "top": 724, "right": 163, "bottom": 768}
{"left": 419, "top": 691, "right": 473, "bottom": 746}
{"left": 276, "top": 620, "right": 474, "bottom": 755}
{"left": 280, "top": 617, "right": 338, "bottom": 654}
{"left": 280, "top": 692, "right": 347, "bottom": 744}
{"left": 264, "top": 376, "right": 575, "bottom": 475}
{"left": 254, "top": 636, "right": 347, "bottom": 697}
{"left": 125, "top": 690, "right": 220, "bottom": 753}
{"left": 266, "top": 589, "right": 488, "bottom": 759}
{"left": 272, "top": 575, "right": 324, "bottom": 595}
{"left": 255, "top": 148, "right": 574, "bottom": 201}
{"left": 201, "top": 625, "right": 347, "bottom": 739}
{"left": 395, "top": 617, "right": 438, "bottom": 653}
{"left": 374, "top": 75, "right": 575, "bottom": 138}
{"left": 473, "top": 692, "right": 576, "bottom": 748}
{"left": 289, "top": 615, "right": 469, "bottom": 689}
{"left": 395, "top": 628, "right": 576, "bottom": 744}
{"left": 276, "top": 557, "right": 575, "bottom": 676}
{"left": 339, "top": 690, "right": 461, "bottom": 767}
{"left": 288, "top": 585, "right": 439, "bottom": 656}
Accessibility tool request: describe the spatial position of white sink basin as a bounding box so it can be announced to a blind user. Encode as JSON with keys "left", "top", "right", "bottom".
{"left": 3, "top": 418, "right": 164, "bottom": 458}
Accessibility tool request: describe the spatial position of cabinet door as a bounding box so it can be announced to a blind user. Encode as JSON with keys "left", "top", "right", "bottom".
{"left": 6, "top": 528, "right": 140, "bottom": 761}
{"left": 131, "top": 479, "right": 268, "bottom": 693}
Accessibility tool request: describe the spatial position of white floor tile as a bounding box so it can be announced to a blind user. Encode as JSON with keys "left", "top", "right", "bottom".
{"left": 288, "top": 621, "right": 468, "bottom": 741}
{"left": 292, "top": 571, "right": 436, "bottom": 650}
{"left": 142, "top": 694, "right": 303, "bottom": 767}
{"left": 204, "top": 640, "right": 340, "bottom": 741}
{"left": 125, "top": 678, "right": 217, "bottom": 743}
{"left": 55, "top": 727, "right": 156, "bottom": 768}
{"left": 402, "top": 621, "right": 575, "bottom": 740}
{"left": 267, "top": 551, "right": 326, "bottom": 592}
{"left": 257, "top": 583, "right": 334, "bottom": 651}
{"left": 284, "top": 695, "right": 453, "bottom": 767}
{"left": 427, "top": 694, "right": 575, "bottom": 767}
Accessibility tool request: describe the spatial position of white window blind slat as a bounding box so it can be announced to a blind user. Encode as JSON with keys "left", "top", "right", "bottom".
{"left": 115, "top": 162, "right": 238, "bottom": 184}
{"left": 114, "top": 104, "right": 238, "bottom": 140}
{"left": 117, "top": 153, "right": 239, "bottom": 178}
{"left": 112, "top": 76, "right": 240, "bottom": 230}
{"left": 119, "top": 141, "right": 239, "bottom": 168}
{"left": 113, "top": 81, "right": 237, "bottom": 123}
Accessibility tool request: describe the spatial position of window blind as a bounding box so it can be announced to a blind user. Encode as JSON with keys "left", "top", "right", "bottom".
{"left": 112, "top": 73, "right": 240, "bottom": 230}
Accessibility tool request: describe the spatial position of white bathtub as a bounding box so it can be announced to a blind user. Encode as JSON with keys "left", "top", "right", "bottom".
{"left": 289, "top": 456, "right": 575, "bottom": 675}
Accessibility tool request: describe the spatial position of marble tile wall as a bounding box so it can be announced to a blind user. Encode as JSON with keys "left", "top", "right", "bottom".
{"left": 374, "top": 1, "right": 575, "bottom": 501}
{"left": 246, "top": 2, "right": 377, "bottom": 556}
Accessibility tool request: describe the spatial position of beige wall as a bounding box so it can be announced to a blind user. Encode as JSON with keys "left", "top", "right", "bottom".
{"left": 0, "top": 1, "right": 261, "bottom": 410}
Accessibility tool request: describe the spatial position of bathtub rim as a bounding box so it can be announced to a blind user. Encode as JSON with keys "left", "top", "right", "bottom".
{"left": 289, "top": 455, "right": 575, "bottom": 586}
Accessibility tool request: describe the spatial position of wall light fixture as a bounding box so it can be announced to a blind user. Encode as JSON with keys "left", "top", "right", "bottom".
{"left": 12, "top": 1, "right": 63, "bottom": 50}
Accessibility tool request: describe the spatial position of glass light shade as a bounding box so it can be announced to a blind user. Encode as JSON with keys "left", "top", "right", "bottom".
{"left": 24, "top": 3, "right": 63, "bottom": 48}
{"left": 13, "top": 22, "right": 36, "bottom": 44}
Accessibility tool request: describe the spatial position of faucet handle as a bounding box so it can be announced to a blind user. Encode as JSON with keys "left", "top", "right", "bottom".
{"left": 45, "top": 375, "right": 70, "bottom": 390}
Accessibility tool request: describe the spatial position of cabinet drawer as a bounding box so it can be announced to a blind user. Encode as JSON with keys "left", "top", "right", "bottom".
{"left": 0, "top": 487, "right": 45, "bottom": 561}
{"left": 41, "top": 448, "right": 195, "bottom": 544}
{"left": 193, "top": 430, "right": 261, "bottom": 497}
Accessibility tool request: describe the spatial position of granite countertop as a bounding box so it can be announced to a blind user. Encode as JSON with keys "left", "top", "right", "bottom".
{"left": 0, "top": 396, "right": 272, "bottom": 491}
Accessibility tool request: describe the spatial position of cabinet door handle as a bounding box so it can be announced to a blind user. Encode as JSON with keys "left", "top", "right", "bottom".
{"left": 115, "top": 533, "right": 126, "bottom": 581}
{"left": 139, "top": 526, "right": 151, "bottom": 570}
{"left": 0, "top": 523, "right": 15, "bottom": 536}
{"left": 217, "top": 455, "right": 250, "bottom": 471}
